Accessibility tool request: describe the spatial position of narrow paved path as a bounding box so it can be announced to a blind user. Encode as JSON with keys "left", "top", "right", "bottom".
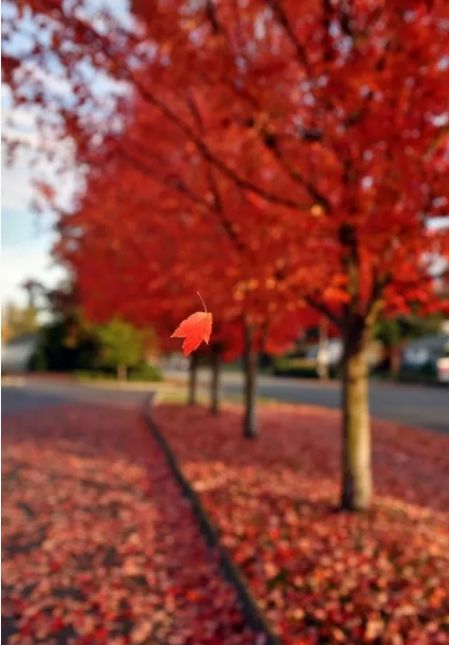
{"left": 2, "top": 396, "right": 255, "bottom": 644}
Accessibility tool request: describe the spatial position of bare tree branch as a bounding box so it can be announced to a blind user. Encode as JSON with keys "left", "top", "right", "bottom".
{"left": 132, "top": 76, "right": 308, "bottom": 211}
{"left": 305, "top": 295, "right": 343, "bottom": 329}
{"left": 185, "top": 93, "right": 247, "bottom": 253}
{"left": 265, "top": 0, "right": 310, "bottom": 71}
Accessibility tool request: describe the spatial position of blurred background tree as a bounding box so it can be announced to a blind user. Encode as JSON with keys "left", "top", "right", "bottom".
{"left": 374, "top": 313, "right": 444, "bottom": 378}
{"left": 96, "top": 319, "right": 143, "bottom": 381}
{"left": 2, "top": 302, "right": 39, "bottom": 342}
{"left": 24, "top": 282, "right": 161, "bottom": 381}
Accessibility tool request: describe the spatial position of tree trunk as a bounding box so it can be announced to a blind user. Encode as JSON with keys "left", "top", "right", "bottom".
{"left": 317, "top": 317, "right": 330, "bottom": 380}
{"left": 341, "top": 331, "right": 372, "bottom": 511}
{"left": 117, "top": 364, "right": 127, "bottom": 381}
{"left": 188, "top": 353, "right": 198, "bottom": 406}
{"left": 210, "top": 345, "right": 221, "bottom": 415}
{"left": 388, "top": 345, "right": 401, "bottom": 379}
{"left": 242, "top": 322, "right": 258, "bottom": 438}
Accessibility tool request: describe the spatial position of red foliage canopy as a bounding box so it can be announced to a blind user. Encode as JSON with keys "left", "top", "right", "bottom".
{"left": 4, "top": 0, "right": 449, "bottom": 335}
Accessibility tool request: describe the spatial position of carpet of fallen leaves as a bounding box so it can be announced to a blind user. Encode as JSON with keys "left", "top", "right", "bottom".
{"left": 154, "top": 403, "right": 449, "bottom": 644}
{"left": 2, "top": 404, "right": 256, "bottom": 645}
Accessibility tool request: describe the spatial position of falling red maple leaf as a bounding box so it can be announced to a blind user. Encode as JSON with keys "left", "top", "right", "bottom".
{"left": 171, "top": 293, "right": 213, "bottom": 356}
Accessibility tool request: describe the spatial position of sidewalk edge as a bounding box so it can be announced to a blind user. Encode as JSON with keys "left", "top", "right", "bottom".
{"left": 142, "top": 396, "right": 280, "bottom": 645}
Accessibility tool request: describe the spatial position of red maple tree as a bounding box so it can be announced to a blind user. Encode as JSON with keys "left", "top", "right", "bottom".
{"left": 4, "top": 0, "right": 449, "bottom": 510}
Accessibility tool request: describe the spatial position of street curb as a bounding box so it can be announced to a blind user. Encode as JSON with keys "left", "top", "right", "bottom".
{"left": 142, "top": 395, "right": 280, "bottom": 645}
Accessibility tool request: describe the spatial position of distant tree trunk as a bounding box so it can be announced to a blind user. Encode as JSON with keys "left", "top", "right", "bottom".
{"left": 341, "top": 321, "right": 372, "bottom": 511}
{"left": 388, "top": 344, "right": 401, "bottom": 378}
{"left": 210, "top": 344, "right": 221, "bottom": 415}
{"left": 317, "top": 317, "right": 330, "bottom": 380}
{"left": 242, "top": 322, "right": 258, "bottom": 438}
{"left": 117, "top": 364, "right": 127, "bottom": 381}
{"left": 188, "top": 353, "right": 198, "bottom": 406}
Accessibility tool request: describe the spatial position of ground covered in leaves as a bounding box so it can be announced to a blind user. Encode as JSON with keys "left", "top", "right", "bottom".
{"left": 154, "top": 403, "right": 449, "bottom": 644}
{"left": 2, "top": 404, "right": 255, "bottom": 644}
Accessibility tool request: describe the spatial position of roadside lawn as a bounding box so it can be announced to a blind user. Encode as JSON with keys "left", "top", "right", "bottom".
{"left": 154, "top": 403, "right": 449, "bottom": 644}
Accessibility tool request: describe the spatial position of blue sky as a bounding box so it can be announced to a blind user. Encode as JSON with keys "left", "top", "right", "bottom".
{"left": 1, "top": 7, "right": 62, "bottom": 308}
{"left": 1, "top": 0, "right": 131, "bottom": 310}
{"left": 1, "top": 151, "right": 66, "bottom": 308}
{"left": 1, "top": 0, "right": 126, "bottom": 311}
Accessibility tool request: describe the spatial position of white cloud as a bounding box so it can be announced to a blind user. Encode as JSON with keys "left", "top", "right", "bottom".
{"left": 1, "top": 85, "right": 81, "bottom": 311}
{"left": 1, "top": 244, "right": 66, "bottom": 307}
{"left": 2, "top": 102, "right": 77, "bottom": 308}
{"left": 2, "top": 140, "right": 78, "bottom": 213}
{"left": 1, "top": 156, "right": 35, "bottom": 212}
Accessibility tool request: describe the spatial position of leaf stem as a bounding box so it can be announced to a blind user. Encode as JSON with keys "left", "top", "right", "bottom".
{"left": 197, "top": 291, "right": 207, "bottom": 312}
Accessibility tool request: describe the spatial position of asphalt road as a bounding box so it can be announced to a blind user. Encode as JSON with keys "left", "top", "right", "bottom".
{"left": 2, "top": 372, "right": 448, "bottom": 433}
{"left": 166, "top": 369, "right": 449, "bottom": 434}
{"left": 1, "top": 377, "right": 150, "bottom": 416}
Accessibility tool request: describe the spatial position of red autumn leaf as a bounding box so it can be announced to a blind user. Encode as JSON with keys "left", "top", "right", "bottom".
{"left": 171, "top": 311, "right": 213, "bottom": 356}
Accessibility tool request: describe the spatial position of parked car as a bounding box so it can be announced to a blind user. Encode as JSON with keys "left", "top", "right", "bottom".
{"left": 436, "top": 350, "right": 449, "bottom": 384}
{"left": 401, "top": 334, "right": 449, "bottom": 384}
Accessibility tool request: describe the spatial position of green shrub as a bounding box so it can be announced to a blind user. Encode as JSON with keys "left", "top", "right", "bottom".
{"left": 76, "top": 363, "right": 162, "bottom": 383}
{"left": 128, "top": 363, "right": 162, "bottom": 382}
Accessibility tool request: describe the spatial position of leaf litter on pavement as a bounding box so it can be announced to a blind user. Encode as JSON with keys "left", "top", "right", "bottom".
{"left": 2, "top": 405, "right": 256, "bottom": 645}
